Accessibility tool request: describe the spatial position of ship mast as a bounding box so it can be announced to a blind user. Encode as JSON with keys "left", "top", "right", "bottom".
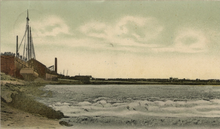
{"left": 30, "top": 27, "right": 36, "bottom": 59}
{"left": 27, "top": 10, "right": 30, "bottom": 60}
{"left": 17, "top": 10, "right": 36, "bottom": 61}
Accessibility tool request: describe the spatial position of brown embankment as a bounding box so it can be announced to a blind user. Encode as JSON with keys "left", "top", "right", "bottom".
{"left": 8, "top": 91, "right": 64, "bottom": 119}
{"left": 1, "top": 82, "right": 64, "bottom": 120}
{"left": 1, "top": 100, "right": 61, "bottom": 128}
{"left": 1, "top": 73, "right": 65, "bottom": 128}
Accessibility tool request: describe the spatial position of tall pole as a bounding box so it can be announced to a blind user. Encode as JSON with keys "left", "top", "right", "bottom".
{"left": 26, "top": 10, "right": 30, "bottom": 60}
{"left": 31, "top": 34, "right": 36, "bottom": 59}
{"left": 27, "top": 25, "right": 29, "bottom": 60}
{"left": 55, "top": 58, "right": 57, "bottom": 73}
{"left": 30, "top": 27, "right": 32, "bottom": 59}
{"left": 16, "top": 35, "right": 18, "bottom": 57}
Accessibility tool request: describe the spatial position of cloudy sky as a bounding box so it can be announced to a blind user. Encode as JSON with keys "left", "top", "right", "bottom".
{"left": 1, "top": 0, "right": 220, "bottom": 79}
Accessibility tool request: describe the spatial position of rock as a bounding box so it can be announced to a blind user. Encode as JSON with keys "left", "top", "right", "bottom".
{"left": 59, "top": 121, "right": 73, "bottom": 126}
{"left": 1, "top": 91, "right": 16, "bottom": 103}
{"left": 1, "top": 84, "right": 19, "bottom": 103}
{"left": 9, "top": 92, "right": 65, "bottom": 119}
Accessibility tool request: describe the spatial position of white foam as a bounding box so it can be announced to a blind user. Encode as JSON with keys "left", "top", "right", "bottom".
{"left": 41, "top": 85, "right": 220, "bottom": 118}
{"left": 78, "top": 101, "right": 92, "bottom": 106}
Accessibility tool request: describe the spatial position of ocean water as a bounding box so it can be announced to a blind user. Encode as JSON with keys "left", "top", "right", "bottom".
{"left": 36, "top": 85, "right": 220, "bottom": 128}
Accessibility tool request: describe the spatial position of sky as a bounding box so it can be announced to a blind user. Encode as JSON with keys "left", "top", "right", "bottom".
{"left": 1, "top": 0, "right": 220, "bottom": 79}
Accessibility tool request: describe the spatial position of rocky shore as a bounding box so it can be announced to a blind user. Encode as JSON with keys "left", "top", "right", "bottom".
{"left": 1, "top": 73, "right": 64, "bottom": 128}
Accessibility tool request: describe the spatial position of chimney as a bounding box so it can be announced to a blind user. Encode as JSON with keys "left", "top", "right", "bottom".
{"left": 55, "top": 57, "right": 57, "bottom": 73}
{"left": 16, "top": 35, "right": 18, "bottom": 57}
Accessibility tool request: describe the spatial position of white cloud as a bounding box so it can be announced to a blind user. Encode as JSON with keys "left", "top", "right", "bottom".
{"left": 153, "top": 28, "right": 209, "bottom": 53}
{"left": 79, "top": 21, "right": 108, "bottom": 39}
{"left": 32, "top": 15, "right": 70, "bottom": 37}
{"left": 13, "top": 15, "right": 213, "bottom": 55}
{"left": 14, "top": 15, "right": 70, "bottom": 38}
{"left": 174, "top": 28, "right": 208, "bottom": 52}
{"left": 113, "top": 16, "right": 163, "bottom": 43}
{"left": 78, "top": 16, "right": 163, "bottom": 52}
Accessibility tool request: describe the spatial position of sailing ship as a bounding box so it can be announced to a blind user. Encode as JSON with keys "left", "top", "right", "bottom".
{"left": 16, "top": 10, "right": 38, "bottom": 80}
{"left": 1, "top": 10, "right": 58, "bottom": 81}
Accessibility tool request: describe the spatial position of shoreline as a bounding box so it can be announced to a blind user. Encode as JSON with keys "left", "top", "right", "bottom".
{"left": 1, "top": 73, "right": 65, "bottom": 128}
{"left": 51, "top": 78, "right": 220, "bottom": 85}
{"left": 1, "top": 73, "right": 220, "bottom": 128}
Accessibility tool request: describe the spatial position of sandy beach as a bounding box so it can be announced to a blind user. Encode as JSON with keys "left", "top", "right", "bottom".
{"left": 1, "top": 101, "right": 61, "bottom": 129}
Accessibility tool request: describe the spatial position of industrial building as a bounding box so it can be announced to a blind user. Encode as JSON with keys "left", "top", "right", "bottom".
{"left": 1, "top": 10, "right": 58, "bottom": 81}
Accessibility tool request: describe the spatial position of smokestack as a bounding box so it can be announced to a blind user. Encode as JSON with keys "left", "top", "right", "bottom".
{"left": 55, "top": 57, "right": 57, "bottom": 73}
{"left": 16, "top": 35, "right": 18, "bottom": 57}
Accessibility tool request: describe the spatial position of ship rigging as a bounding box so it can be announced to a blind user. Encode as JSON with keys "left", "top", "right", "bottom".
{"left": 16, "top": 10, "right": 36, "bottom": 61}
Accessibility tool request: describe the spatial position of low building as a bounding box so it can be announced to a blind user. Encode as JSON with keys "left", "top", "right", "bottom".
{"left": 1, "top": 54, "right": 28, "bottom": 79}
{"left": 27, "top": 59, "right": 58, "bottom": 80}
{"left": 73, "top": 75, "right": 92, "bottom": 83}
{"left": 46, "top": 73, "right": 58, "bottom": 81}
{"left": 1, "top": 54, "right": 57, "bottom": 81}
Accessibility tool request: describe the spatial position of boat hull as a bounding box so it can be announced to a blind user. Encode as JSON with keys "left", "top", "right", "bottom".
{"left": 20, "top": 68, "right": 38, "bottom": 81}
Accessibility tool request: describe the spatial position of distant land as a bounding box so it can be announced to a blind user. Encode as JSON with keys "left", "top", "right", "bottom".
{"left": 57, "top": 75, "right": 220, "bottom": 85}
